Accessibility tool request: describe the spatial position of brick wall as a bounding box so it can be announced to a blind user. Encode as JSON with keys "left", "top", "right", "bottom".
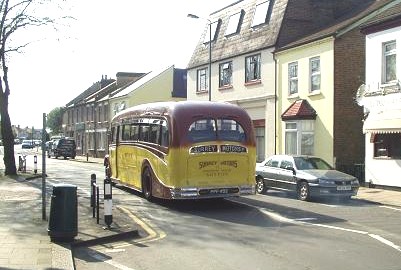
{"left": 333, "top": 27, "right": 365, "bottom": 166}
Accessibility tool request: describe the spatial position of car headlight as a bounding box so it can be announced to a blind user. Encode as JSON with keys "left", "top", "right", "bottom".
{"left": 318, "top": 179, "right": 335, "bottom": 185}
{"left": 351, "top": 179, "right": 360, "bottom": 185}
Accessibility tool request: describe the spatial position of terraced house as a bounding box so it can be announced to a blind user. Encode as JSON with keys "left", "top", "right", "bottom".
{"left": 187, "top": 0, "right": 397, "bottom": 179}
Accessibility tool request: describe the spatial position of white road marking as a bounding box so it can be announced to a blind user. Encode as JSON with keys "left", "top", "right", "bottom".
{"left": 380, "top": 205, "right": 401, "bottom": 212}
{"left": 369, "top": 234, "right": 401, "bottom": 252}
{"left": 90, "top": 252, "right": 136, "bottom": 270}
{"left": 304, "top": 223, "right": 368, "bottom": 235}
{"left": 103, "top": 248, "right": 126, "bottom": 253}
{"left": 236, "top": 200, "right": 401, "bottom": 253}
{"left": 320, "top": 203, "right": 339, "bottom": 208}
{"left": 294, "top": 218, "right": 317, "bottom": 221}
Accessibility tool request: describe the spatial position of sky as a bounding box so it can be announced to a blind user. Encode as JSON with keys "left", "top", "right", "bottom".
{"left": 6, "top": 0, "right": 234, "bottom": 129}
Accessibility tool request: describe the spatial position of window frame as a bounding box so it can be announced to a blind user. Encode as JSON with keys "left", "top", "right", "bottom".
{"left": 225, "top": 11, "right": 243, "bottom": 36}
{"left": 219, "top": 61, "right": 233, "bottom": 88}
{"left": 382, "top": 40, "right": 397, "bottom": 84}
{"left": 204, "top": 20, "right": 220, "bottom": 43}
{"left": 245, "top": 54, "right": 261, "bottom": 83}
{"left": 251, "top": 1, "right": 271, "bottom": 27}
{"left": 284, "top": 120, "right": 315, "bottom": 155}
{"left": 309, "top": 57, "right": 321, "bottom": 92}
{"left": 288, "top": 61, "right": 298, "bottom": 96}
{"left": 196, "top": 67, "right": 208, "bottom": 93}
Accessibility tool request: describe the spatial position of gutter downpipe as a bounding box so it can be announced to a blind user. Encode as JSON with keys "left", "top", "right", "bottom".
{"left": 273, "top": 53, "right": 277, "bottom": 155}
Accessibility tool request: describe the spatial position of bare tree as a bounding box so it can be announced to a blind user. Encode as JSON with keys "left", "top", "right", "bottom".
{"left": 0, "top": 0, "right": 70, "bottom": 175}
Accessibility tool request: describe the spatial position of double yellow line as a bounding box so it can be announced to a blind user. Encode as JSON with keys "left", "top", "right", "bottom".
{"left": 115, "top": 206, "right": 166, "bottom": 246}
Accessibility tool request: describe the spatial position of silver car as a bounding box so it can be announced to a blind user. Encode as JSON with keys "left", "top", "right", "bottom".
{"left": 255, "top": 155, "right": 360, "bottom": 201}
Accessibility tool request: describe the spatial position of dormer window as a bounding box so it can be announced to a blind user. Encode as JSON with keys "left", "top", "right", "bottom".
{"left": 252, "top": 1, "right": 271, "bottom": 27}
{"left": 204, "top": 20, "right": 221, "bottom": 43}
{"left": 225, "top": 10, "right": 244, "bottom": 36}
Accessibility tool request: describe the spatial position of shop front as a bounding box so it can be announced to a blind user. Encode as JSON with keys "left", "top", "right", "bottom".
{"left": 361, "top": 91, "right": 401, "bottom": 188}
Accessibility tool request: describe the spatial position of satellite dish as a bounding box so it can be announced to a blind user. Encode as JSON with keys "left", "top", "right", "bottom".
{"left": 355, "top": 84, "right": 365, "bottom": 105}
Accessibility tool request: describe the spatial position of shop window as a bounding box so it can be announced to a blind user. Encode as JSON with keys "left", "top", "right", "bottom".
{"left": 373, "top": 133, "right": 401, "bottom": 158}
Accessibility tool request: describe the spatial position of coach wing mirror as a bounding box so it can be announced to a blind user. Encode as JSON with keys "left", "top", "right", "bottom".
{"left": 107, "top": 131, "right": 112, "bottom": 144}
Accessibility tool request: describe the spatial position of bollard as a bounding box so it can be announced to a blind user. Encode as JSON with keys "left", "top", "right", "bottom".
{"left": 34, "top": 155, "right": 38, "bottom": 174}
{"left": 96, "top": 185, "right": 100, "bottom": 224}
{"left": 86, "top": 152, "right": 89, "bottom": 162}
{"left": 22, "top": 155, "right": 26, "bottom": 173}
{"left": 90, "top": 174, "right": 96, "bottom": 207}
{"left": 18, "top": 156, "right": 22, "bottom": 171}
{"left": 104, "top": 177, "right": 113, "bottom": 228}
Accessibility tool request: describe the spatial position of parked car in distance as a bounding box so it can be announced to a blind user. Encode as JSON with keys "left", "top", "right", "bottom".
{"left": 255, "top": 155, "right": 360, "bottom": 201}
{"left": 21, "top": 140, "right": 34, "bottom": 149}
{"left": 48, "top": 138, "right": 76, "bottom": 159}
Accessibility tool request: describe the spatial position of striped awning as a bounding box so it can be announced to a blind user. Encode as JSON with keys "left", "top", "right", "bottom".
{"left": 363, "top": 110, "right": 401, "bottom": 134}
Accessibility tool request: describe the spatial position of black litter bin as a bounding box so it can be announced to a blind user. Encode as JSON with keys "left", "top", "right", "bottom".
{"left": 48, "top": 184, "right": 78, "bottom": 242}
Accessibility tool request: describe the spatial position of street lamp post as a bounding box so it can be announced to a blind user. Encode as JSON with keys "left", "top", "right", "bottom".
{"left": 188, "top": 13, "right": 212, "bottom": 101}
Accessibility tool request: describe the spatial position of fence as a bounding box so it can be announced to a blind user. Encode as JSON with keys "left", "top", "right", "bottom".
{"left": 336, "top": 163, "right": 365, "bottom": 184}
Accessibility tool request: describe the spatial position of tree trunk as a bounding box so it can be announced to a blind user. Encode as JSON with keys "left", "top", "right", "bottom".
{"left": 0, "top": 91, "right": 17, "bottom": 175}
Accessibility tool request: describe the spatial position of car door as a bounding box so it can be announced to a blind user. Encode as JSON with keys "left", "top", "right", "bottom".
{"left": 278, "top": 158, "right": 297, "bottom": 191}
{"left": 260, "top": 157, "right": 282, "bottom": 188}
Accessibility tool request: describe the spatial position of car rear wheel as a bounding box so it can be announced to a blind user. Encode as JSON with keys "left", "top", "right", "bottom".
{"left": 297, "top": 181, "right": 310, "bottom": 201}
{"left": 256, "top": 177, "right": 267, "bottom": 194}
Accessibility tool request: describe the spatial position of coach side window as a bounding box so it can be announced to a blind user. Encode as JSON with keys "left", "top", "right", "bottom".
{"left": 149, "top": 124, "right": 160, "bottom": 144}
{"left": 122, "top": 125, "right": 131, "bottom": 141}
{"left": 111, "top": 127, "right": 116, "bottom": 143}
{"left": 161, "top": 122, "right": 169, "bottom": 147}
{"left": 140, "top": 125, "right": 150, "bottom": 142}
{"left": 131, "top": 124, "right": 139, "bottom": 141}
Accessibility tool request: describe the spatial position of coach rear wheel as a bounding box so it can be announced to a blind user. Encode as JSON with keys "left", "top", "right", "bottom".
{"left": 142, "top": 167, "right": 153, "bottom": 201}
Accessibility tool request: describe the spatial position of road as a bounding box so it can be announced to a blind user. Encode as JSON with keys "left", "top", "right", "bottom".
{"left": 3, "top": 146, "right": 401, "bottom": 270}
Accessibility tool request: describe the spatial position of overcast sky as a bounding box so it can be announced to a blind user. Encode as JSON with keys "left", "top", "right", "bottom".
{"left": 7, "top": 0, "right": 234, "bottom": 129}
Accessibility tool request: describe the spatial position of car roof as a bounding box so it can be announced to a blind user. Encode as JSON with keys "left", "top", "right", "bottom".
{"left": 264, "top": 155, "right": 323, "bottom": 162}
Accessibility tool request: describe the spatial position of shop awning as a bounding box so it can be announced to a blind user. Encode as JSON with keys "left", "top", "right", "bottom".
{"left": 363, "top": 110, "right": 401, "bottom": 133}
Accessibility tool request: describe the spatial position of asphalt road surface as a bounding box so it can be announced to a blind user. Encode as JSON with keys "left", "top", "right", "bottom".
{"left": 5, "top": 146, "right": 401, "bottom": 270}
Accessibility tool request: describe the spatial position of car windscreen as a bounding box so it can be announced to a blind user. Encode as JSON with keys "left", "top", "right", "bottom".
{"left": 294, "top": 157, "right": 333, "bottom": 170}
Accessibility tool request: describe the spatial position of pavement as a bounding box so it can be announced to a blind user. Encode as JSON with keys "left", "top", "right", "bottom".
{"left": 0, "top": 155, "right": 140, "bottom": 270}
{"left": 0, "top": 154, "right": 400, "bottom": 269}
